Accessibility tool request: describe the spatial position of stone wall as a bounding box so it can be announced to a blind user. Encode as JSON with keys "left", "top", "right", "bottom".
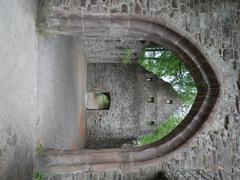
{"left": 4, "top": 0, "right": 240, "bottom": 179}
{"left": 86, "top": 63, "right": 181, "bottom": 148}
{"left": 0, "top": 0, "right": 37, "bottom": 179}
{"left": 75, "top": 1, "right": 239, "bottom": 179}
{"left": 82, "top": 37, "right": 147, "bottom": 63}
{"left": 35, "top": 0, "right": 240, "bottom": 179}
{"left": 37, "top": 35, "right": 87, "bottom": 150}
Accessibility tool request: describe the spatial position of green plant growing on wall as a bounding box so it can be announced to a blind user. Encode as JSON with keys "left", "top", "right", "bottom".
{"left": 36, "top": 0, "right": 51, "bottom": 38}
{"left": 36, "top": 143, "right": 45, "bottom": 155}
{"left": 34, "top": 172, "right": 43, "bottom": 180}
{"left": 36, "top": 24, "right": 48, "bottom": 38}
{"left": 122, "top": 48, "right": 132, "bottom": 66}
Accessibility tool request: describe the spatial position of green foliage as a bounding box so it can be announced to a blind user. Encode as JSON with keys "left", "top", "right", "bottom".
{"left": 137, "top": 47, "right": 198, "bottom": 146}
{"left": 98, "top": 93, "right": 110, "bottom": 109}
{"left": 138, "top": 49, "right": 197, "bottom": 105}
{"left": 36, "top": 143, "right": 45, "bottom": 155}
{"left": 37, "top": 27, "right": 47, "bottom": 38}
{"left": 36, "top": 1, "right": 50, "bottom": 38}
{"left": 36, "top": 21, "right": 48, "bottom": 38}
{"left": 138, "top": 115, "right": 182, "bottom": 146}
{"left": 34, "top": 172, "right": 43, "bottom": 180}
{"left": 122, "top": 48, "right": 132, "bottom": 66}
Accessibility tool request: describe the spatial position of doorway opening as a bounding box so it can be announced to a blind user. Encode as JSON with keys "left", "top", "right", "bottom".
{"left": 137, "top": 45, "right": 197, "bottom": 145}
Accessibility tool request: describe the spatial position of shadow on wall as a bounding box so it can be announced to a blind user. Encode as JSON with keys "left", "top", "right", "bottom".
{"left": 148, "top": 171, "right": 169, "bottom": 180}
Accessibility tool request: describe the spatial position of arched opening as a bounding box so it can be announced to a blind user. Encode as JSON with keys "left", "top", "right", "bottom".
{"left": 87, "top": 92, "right": 111, "bottom": 110}
{"left": 136, "top": 45, "right": 197, "bottom": 146}
{"left": 38, "top": 14, "right": 221, "bottom": 171}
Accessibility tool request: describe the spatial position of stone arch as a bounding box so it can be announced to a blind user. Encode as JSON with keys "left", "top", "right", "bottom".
{"left": 42, "top": 14, "right": 221, "bottom": 170}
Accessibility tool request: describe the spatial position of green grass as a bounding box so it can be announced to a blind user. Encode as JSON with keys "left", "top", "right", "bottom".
{"left": 138, "top": 115, "right": 182, "bottom": 146}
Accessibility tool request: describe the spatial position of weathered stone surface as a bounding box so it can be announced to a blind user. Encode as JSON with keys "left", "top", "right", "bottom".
{"left": 81, "top": 37, "right": 148, "bottom": 63}
{"left": 0, "top": 0, "right": 37, "bottom": 180}
{"left": 0, "top": 0, "right": 239, "bottom": 179}
{"left": 86, "top": 63, "right": 181, "bottom": 148}
{"left": 37, "top": 35, "right": 87, "bottom": 150}
{"left": 36, "top": 0, "right": 240, "bottom": 178}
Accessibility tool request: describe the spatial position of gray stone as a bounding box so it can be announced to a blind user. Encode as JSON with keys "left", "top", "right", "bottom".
{"left": 86, "top": 63, "right": 181, "bottom": 148}
{"left": 1, "top": 0, "right": 240, "bottom": 179}
{"left": 37, "top": 35, "right": 87, "bottom": 149}
{"left": 0, "top": 0, "right": 37, "bottom": 179}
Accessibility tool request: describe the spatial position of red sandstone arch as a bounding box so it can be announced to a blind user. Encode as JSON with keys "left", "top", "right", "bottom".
{"left": 42, "top": 14, "right": 220, "bottom": 170}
